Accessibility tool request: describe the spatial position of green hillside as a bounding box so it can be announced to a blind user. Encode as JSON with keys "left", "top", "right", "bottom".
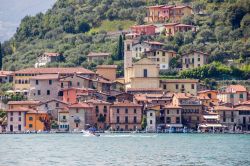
{"left": 1, "top": 0, "right": 250, "bottom": 79}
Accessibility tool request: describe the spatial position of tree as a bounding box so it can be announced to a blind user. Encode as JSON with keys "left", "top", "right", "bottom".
{"left": 0, "top": 42, "right": 2, "bottom": 70}
{"left": 77, "top": 21, "right": 91, "bottom": 33}
{"left": 141, "top": 115, "right": 147, "bottom": 130}
{"left": 115, "top": 35, "right": 124, "bottom": 60}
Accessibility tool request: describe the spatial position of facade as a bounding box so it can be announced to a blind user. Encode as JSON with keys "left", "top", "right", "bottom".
{"left": 86, "top": 99, "right": 111, "bottom": 130}
{"left": 197, "top": 90, "right": 219, "bottom": 107}
{"left": 58, "top": 109, "right": 69, "bottom": 131}
{"left": 162, "top": 104, "right": 183, "bottom": 130}
{"left": 96, "top": 65, "right": 117, "bottom": 81}
{"left": 181, "top": 51, "right": 209, "bottom": 70}
{"left": 8, "top": 100, "right": 40, "bottom": 110}
{"left": 164, "top": 23, "right": 195, "bottom": 36}
{"left": 125, "top": 58, "right": 160, "bottom": 90}
{"left": 87, "top": 52, "right": 110, "bottom": 62}
{"left": 25, "top": 110, "right": 49, "bottom": 131}
{"left": 68, "top": 103, "right": 93, "bottom": 131}
{"left": 62, "top": 88, "right": 93, "bottom": 104}
{"left": 130, "top": 25, "right": 157, "bottom": 35}
{"left": 6, "top": 107, "right": 28, "bottom": 132}
{"left": 172, "top": 93, "right": 202, "bottom": 129}
{"left": 146, "top": 109, "right": 157, "bottom": 132}
{"left": 109, "top": 101, "right": 142, "bottom": 131}
{"left": 13, "top": 67, "right": 95, "bottom": 91}
{"left": 217, "top": 85, "right": 248, "bottom": 105}
{"left": 145, "top": 5, "right": 192, "bottom": 23}
{"left": 160, "top": 79, "right": 199, "bottom": 95}
{"left": 35, "top": 52, "right": 61, "bottom": 68}
{"left": 143, "top": 49, "right": 177, "bottom": 69}
{"left": 236, "top": 105, "right": 250, "bottom": 131}
{"left": 215, "top": 106, "right": 238, "bottom": 131}
{"left": 0, "top": 71, "right": 13, "bottom": 83}
{"left": 28, "top": 74, "right": 61, "bottom": 102}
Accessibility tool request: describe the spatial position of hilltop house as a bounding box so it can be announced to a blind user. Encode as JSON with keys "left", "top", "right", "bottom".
{"left": 130, "top": 25, "right": 157, "bottom": 35}
{"left": 0, "top": 71, "right": 13, "bottom": 83}
{"left": 87, "top": 52, "right": 110, "bottom": 62}
{"left": 35, "top": 52, "right": 62, "bottom": 68}
{"left": 164, "top": 23, "right": 195, "bottom": 36}
{"left": 181, "top": 51, "right": 210, "bottom": 69}
{"left": 145, "top": 5, "right": 192, "bottom": 23}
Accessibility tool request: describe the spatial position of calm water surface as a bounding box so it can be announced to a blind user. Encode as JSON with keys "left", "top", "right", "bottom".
{"left": 0, "top": 133, "right": 250, "bottom": 166}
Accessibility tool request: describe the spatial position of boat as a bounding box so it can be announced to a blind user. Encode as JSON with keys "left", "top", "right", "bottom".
{"left": 82, "top": 130, "right": 100, "bottom": 137}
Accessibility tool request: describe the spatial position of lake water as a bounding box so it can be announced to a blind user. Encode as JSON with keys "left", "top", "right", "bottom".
{"left": 0, "top": 133, "right": 250, "bottom": 166}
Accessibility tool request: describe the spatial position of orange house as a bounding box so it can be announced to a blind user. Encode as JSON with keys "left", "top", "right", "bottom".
{"left": 62, "top": 88, "right": 95, "bottom": 104}
{"left": 25, "top": 110, "right": 50, "bottom": 131}
{"left": 131, "top": 25, "right": 156, "bottom": 35}
{"left": 164, "top": 23, "right": 195, "bottom": 36}
{"left": 197, "top": 90, "right": 219, "bottom": 107}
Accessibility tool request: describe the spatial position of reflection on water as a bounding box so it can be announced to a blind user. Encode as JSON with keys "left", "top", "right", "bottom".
{"left": 0, "top": 134, "right": 250, "bottom": 166}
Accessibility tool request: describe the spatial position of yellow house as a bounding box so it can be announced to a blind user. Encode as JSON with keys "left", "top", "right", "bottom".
{"left": 125, "top": 58, "right": 159, "bottom": 90}
{"left": 96, "top": 65, "right": 117, "bottom": 81}
{"left": 160, "top": 79, "right": 199, "bottom": 95}
{"left": 25, "top": 110, "right": 49, "bottom": 131}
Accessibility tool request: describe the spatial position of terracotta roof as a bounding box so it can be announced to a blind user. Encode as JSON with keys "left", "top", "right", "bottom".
{"left": 241, "top": 100, "right": 250, "bottom": 105}
{"left": 127, "top": 88, "right": 162, "bottom": 92}
{"left": 174, "top": 93, "right": 190, "bottom": 99}
{"left": 173, "top": 5, "right": 192, "bottom": 9}
{"left": 96, "top": 65, "right": 117, "bottom": 69}
{"left": 175, "top": 24, "right": 193, "bottom": 27}
{"left": 131, "top": 24, "right": 157, "bottom": 28}
{"left": 111, "top": 101, "right": 142, "bottom": 107}
{"left": 7, "top": 107, "right": 32, "bottom": 112}
{"left": 226, "top": 85, "right": 247, "bottom": 92}
{"left": 15, "top": 68, "right": 94, "bottom": 75}
{"left": 147, "top": 5, "right": 165, "bottom": 8}
{"left": 68, "top": 103, "right": 93, "bottom": 108}
{"left": 30, "top": 74, "right": 59, "bottom": 80}
{"left": 164, "top": 23, "right": 180, "bottom": 26}
{"left": 86, "top": 99, "right": 111, "bottom": 105}
{"left": 235, "top": 105, "right": 250, "bottom": 111}
{"left": 43, "top": 52, "right": 60, "bottom": 57}
{"left": 87, "top": 52, "right": 110, "bottom": 57}
{"left": 198, "top": 90, "right": 218, "bottom": 94}
{"left": 27, "top": 110, "right": 48, "bottom": 114}
{"left": 197, "top": 95, "right": 210, "bottom": 100}
{"left": 8, "top": 100, "right": 40, "bottom": 105}
{"left": 214, "top": 106, "right": 235, "bottom": 111}
{"left": 161, "top": 79, "right": 199, "bottom": 83}
{"left": 144, "top": 41, "right": 164, "bottom": 45}
{"left": 164, "top": 104, "right": 182, "bottom": 109}
{"left": 182, "top": 50, "right": 209, "bottom": 57}
{"left": 0, "top": 71, "right": 13, "bottom": 77}
{"left": 39, "top": 99, "right": 68, "bottom": 105}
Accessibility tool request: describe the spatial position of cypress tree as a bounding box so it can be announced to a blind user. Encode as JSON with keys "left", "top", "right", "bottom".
{"left": 0, "top": 42, "right": 2, "bottom": 70}
{"left": 117, "top": 35, "right": 124, "bottom": 60}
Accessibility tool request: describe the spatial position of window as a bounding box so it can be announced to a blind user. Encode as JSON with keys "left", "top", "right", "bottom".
{"left": 49, "top": 80, "right": 52, "bottom": 85}
{"left": 176, "top": 84, "right": 179, "bottom": 89}
{"left": 47, "top": 90, "right": 50, "bottom": 95}
{"left": 19, "top": 112, "right": 21, "bottom": 116}
{"left": 231, "top": 111, "right": 234, "bottom": 122}
{"left": 76, "top": 123, "right": 79, "bottom": 128}
{"left": 163, "top": 84, "right": 167, "bottom": 89}
{"left": 134, "top": 109, "right": 136, "bottom": 114}
{"left": 95, "top": 106, "right": 99, "bottom": 113}
{"left": 104, "top": 106, "right": 107, "bottom": 113}
{"left": 76, "top": 109, "right": 79, "bottom": 113}
{"left": 150, "top": 113, "right": 153, "bottom": 116}
{"left": 29, "top": 124, "right": 33, "bottom": 128}
{"left": 10, "top": 112, "right": 13, "bottom": 116}
{"left": 150, "top": 120, "right": 153, "bottom": 124}
{"left": 167, "top": 110, "right": 170, "bottom": 114}
{"left": 176, "top": 117, "right": 180, "bottom": 124}
{"left": 133, "top": 116, "right": 137, "bottom": 123}
{"left": 77, "top": 82, "right": 80, "bottom": 87}
{"left": 116, "top": 116, "right": 120, "bottom": 123}
{"left": 191, "top": 84, "right": 195, "bottom": 89}
{"left": 177, "top": 109, "right": 179, "bottom": 114}
{"left": 198, "top": 58, "right": 200, "bottom": 62}
{"left": 182, "top": 84, "right": 185, "bottom": 89}
{"left": 208, "top": 93, "right": 212, "bottom": 99}
{"left": 63, "top": 116, "right": 66, "bottom": 120}
{"left": 127, "top": 44, "right": 130, "bottom": 51}
{"left": 117, "top": 109, "right": 119, "bottom": 114}
{"left": 240, "top": 94, "right": 243, "bottom": 99}
{"left": 125, "top": 116, "right": 128, "bottom": 123}
{"left": 36, "top": 80, "right": 39, "bottom": 85}
{"left": 18, "top": 125, "right": 22, "bottom": 131}
{"left": 29, "top": 117, "right": 33, "bottom": 121}
{"left": 125, "top": 108, "right": 128, "bottom": 114}
{"left": 56, "top": 103, "right": 59, "bottom": 107}
{"left": 17, "top": 117, "right": 21, "bottom": 121}
{"left": 166, "top": 117, "right": 171, "bottom": 123}
{"left": 10, "top": 117, "right": 13, "bottom": 121}
{"left": 143, "top": 69, "right": 148, "bottom": 77}
{"left": 230, "top": 94, "right": 234, "bottom": 98}
{"left": 38, "top": 90, "right": 41, "bottom": 95}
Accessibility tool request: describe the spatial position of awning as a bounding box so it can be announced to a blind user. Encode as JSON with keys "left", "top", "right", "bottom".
{"left": 203, "top": 115, "right": 219, "bottom": 120}
{"left": 166, "top": 124, "right": 183, "bottom": 128}
{"left": 199, "top": 124, "right": 225, "bottom": 128}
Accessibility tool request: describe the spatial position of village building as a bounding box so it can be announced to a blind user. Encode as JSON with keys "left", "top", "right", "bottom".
{"left": 8, "top": 100, "right": 41, "bottom": 110}
{"left": 198, "top": 111, "right": 223, "bottom": 132}
{"left": 58, "top": 108, "right": 69, "bottom": 131}
{"left": 134, "top": 93, "right": 171, "bottom": 106}
{"left": 160, "top": 79, "right": 199, "bottom": 95}
{"left": 13, "top": 67, "right": 95, "bottom": 91}
{"left": 181, "top": 51, "right": 210, "bottom": 70}
{"left": 109, "top": 101, "right": 142, "bottom": 131}
{"left": 0, "top": 71, "right": 13, "bottom": 83}
{"left": 146, "top": 105, "right": 159, "bottom": 132}
{"left": 143, "top": 49, "right": 177, "bottom": 70}
{"left": 34, "top": 52, "right": 62, "bottom": 68}
{"left": 172, "top": 93, "right": 202, "bottom": 129}
{"left": 68, "top": 103, "right": 93, "bottom": 131}
{"left": 235, "top": 105, "right": 250, "bottom": 131}
{"left": 62, "top": 87, "right": 95, "bottom": 104}
{"left": 217, "top": 85, "right": 248, "bottom": 105}
{"left": 6, "top": 107, "right": 29, "bottom": 132}
{"left": 127, "top": 88, "right": 163, "bottom": 94}
{"left": 145, "top": 5, "right": 192, "bottom": 23}
{"left": 130, "top": 24, "right": 157, "bottom": 35}
{"left": 197, "top": 90, "right": 219, "bottom": 107}
{"left": 86, "top": 99, "right": 111, "bottom": 130}
{"left": 96, "top": 65, "right": 117, "bottom": 81}
{"left": 125, "top": 58, "right": 160, "bottom": 91}
{"left": 87, "top": 52, "right": 111, "bottom": 62}
{"left": 25, "top": 109, "right": 50, "bottom": 132}
{"left": 37, "top": 99, "right": 68, "bottom": 120}
{"left": 28, "top": 74, "right": 61, "bottom": 102}
{"left": 164, "top": 23, "right": 195, "bottom": 36}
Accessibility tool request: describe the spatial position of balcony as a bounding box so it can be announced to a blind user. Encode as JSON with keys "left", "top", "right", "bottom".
{"left": 180, "top": 100, "right": 202, "bottom": 105}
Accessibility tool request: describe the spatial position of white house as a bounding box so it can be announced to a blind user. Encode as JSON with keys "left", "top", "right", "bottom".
{"left": 35, "top": 52, "right": 61, "bottom": 68}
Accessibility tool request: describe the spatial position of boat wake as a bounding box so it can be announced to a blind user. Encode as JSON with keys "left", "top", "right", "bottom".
{"left": 101, "top": 134, "right": 157, "bottom": 138}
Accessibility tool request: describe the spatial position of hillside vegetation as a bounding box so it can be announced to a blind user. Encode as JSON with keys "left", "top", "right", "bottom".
{"left": 1, "top": 0, "right": 250, "bottom": 80}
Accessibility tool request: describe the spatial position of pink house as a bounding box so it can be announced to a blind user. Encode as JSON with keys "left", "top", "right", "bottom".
{"left": 130, "top": 25, "right": 156, "bottom": 35}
